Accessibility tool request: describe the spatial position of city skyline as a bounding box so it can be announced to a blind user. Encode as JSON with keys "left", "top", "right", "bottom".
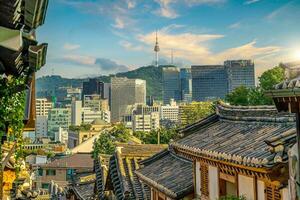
{"left": 37, "top": 0, "right": 300, "bottom": 78}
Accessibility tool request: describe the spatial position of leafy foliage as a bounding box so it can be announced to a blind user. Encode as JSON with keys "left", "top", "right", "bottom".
{"left": 181, "top": 102, "right": 214, "bottom": 125}
{"left": 259, "top": 65, "right": 285, "bottom": 90}
{"left": 219, "top": 196, "right": 246, "bottom": 200}
{"left": 133, "top": 128, "right": 180, "bottom": 144}
{"left": 226, "top": 65, "right": 285, "bottom": 106}
{"left": 69, "top": 124, "right": 92, "bottom": 132}
{"left": 92, "top": 124, "right": 132, "bottom": 158}
{"left": 0, "top": 77, "right": 26, "bottom": 172}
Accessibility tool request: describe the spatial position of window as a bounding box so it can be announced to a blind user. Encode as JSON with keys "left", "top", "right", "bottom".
{"left": 42, "top": 183, "right": 49, "bottom": 189}
{"left": 200, "top": 164, "right": 209, "bottom": 197}
{"left": 219, "top": 172, "right": 237, "bottom": 197}
{"left": 38, "top": 168, "right": 43, "bottom": 176}
{"left": 46, "top": 169, "right": 56, "bottom": 176}
{"left": 66, "top": 168, "right": 75, "bottom": 181}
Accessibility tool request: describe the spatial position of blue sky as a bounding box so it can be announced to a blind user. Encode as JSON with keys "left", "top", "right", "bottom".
{"left": 37, "top": 0, "right": 300, "bottom": 78}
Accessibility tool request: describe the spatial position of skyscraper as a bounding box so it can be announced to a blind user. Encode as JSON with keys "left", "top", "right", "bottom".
{"left": 82, "top": 78, "right": 104, "bottom": 99}
{"left": 180, "top": 68, "right": 192, "bottom": 102}
{"left": 111, "top": 77, "right": 146, "bottom": 122}
{"left": 192, "top": 65, "right": 228, "bottom": 101}
{"left": 225, "top": 60, "right": 255, "bottom": 93}
{"left": 162, "top": 67, "right": 181, "bottom": 104}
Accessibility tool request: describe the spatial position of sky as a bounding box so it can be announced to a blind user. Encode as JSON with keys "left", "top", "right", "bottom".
{"left": 37, "top": 0, "right": 300, "bottom": 78}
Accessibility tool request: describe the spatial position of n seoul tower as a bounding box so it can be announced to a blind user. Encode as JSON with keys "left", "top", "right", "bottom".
{"left": 154, "top": 30, "right": 160, "bottom": 67}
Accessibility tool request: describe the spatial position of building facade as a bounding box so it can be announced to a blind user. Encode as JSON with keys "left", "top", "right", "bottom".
{"left": 132, "top": 112, "right": 160, "bottom": 132}
{"left": 225, "top": 59, "right": 255, "bottom": 93}
{"left": 160, "top": 99, "right": 179, "bottom": 123}
{"left": 82, "top": 78, "right": 104, "bottom": 99}
{"left": 47, "top": 108, "right": 71, "bottom": 139}
{"left": 36, "top": 115, "right": 48, "bottom": 137}
{"left": 162, "top": 67, "right": 181, "bottom": 104}
{"left": 136, "top": 102, "right": 293, "bottom": 200}
{"left": 36, "top": 98, "right": 52, "bottom": 116}
{"left": 111, "top": 77, "right": 146, "bottom": 122}
{"left": 180, "top": 68, "right": 192, "bottom": 103}
{"left": 83, "top": 94, "right": 109, "bottom": 112}
{"left": 192, "top": 65, "right": 228, "bottom": 101}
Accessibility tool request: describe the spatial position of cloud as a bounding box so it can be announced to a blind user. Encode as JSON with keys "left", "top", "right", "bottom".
{"left": 112, "top": 17, "right": 125, "bottom": 29}
{"left": 62, "top": 54, "right": 129, "bottom": 73}
{"left": 138, "top": 28, "right": 281, "bottom": 67}
{"left": 119, "top": 40, "right": 144, "bottom": 51}
{"left": 126, "top": 0, "right": 136, "bottom": 9}
{"left": 228, "top": 22, "right": 241, "bottom": 29}
{"left": 59, "top": 0, "right": 135, "bottom": 30}
{"left": 244, "top": 0, "right": 260, "bottom": 5}
{"left": 154, "top": 0, "right": 178, "bottom": 19}
{"left": 63, "top": 43, "right": 80, "bottom": 51}
{"left": 185, "top": 0, "right": 226, "bottom": 6}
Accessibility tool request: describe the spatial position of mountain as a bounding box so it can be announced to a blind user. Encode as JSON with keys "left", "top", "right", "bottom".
{"left": 36, "top": 65, "right": 176, "bottom": 100}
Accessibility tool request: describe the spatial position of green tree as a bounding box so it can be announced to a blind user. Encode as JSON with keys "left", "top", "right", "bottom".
{"left": 225, "top": 86, "right": 250, "bottom": 106}
{"left": 133, "top": 128, "right": 179, "bottom": 144}
{"left": 182, "top": 102, "right": 214, "bottom": 125}
{"left": 259, "top": 65, "right": 285, "bottom": 90}
{"left": 92, "top": 124, "right": 132, "bottom": 158}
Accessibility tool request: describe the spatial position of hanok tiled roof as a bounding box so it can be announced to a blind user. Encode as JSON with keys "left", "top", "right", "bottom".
{"left": 172, "top": 102, "right": 296, "bottom": 168}
{"left": 136, "top": 149, "right": 193, "bottom": 199}
{"left": 94, "top": 154, "right": 112, "bottom": 200}
{"left": 108, "top": 144, "right": 166, "bottom": 200}
{"left": 71, "top": 171, "right": 96, "bottom": 200}
{"left": 42, "top": 153, "right": 93, "bottom": 169}
{"left": 265, "top": 77, "right": 300, "bottom": 98}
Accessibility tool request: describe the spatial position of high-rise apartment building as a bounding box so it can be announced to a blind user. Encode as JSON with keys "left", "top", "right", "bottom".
{"left": 225, "top": 60, "right": 255, "bottom": 93}
{"left": 82, "top": 78, "right": 104, "bottom": 99}
{"left": 192, "top": 65, "right": 228, "bottom": 101}
{"left": 180, "top": 68, "right": 192, "bottom": 103}
{"left": 111, "top": 77, "right": 146, "bottom": 122}
{"left": 36, "top": 98, "right": 53, "bottom": 116}
{"left": 48, "top": 108, "right": 71, "bottom": 139}
{"left": 162, "top": 67, "right": 181, "bottom": 104}
{"left": 36, "top": 98, "right": 53, "bottom": 137}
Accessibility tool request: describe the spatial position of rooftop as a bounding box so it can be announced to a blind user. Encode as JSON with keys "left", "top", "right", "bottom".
{"left": 41, "top": 153, "right": 93, "bottom": 169}
{"left": 173, "top": 102, "right": 296, "bottom": 168}
{"left": 136, "top": 149, "right": 193, "bottom": 199}
{"left": 105, "top": 144, "right": 166, "bottom": 200}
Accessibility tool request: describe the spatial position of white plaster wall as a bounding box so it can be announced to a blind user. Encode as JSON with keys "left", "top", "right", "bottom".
{"left": 238, "top": 175, "right": 254, "bottom": 200}
{"left": 209, "top": 165, "right": 219, "bottom": 200}
{"left": 195, "top": 161, "right": 201, "bottom": 196}
{"left": 282, "top": 188, "right": 290, "bottom": 200}
{"left": 257, "top": 180, "right": 265, "bottom": 200}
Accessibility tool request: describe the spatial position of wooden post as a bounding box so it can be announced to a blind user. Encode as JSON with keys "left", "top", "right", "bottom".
{"left": 157, "top": 129, "right": 160, "bottom": 145}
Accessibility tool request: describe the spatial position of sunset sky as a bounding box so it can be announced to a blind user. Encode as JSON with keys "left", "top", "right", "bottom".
{"left": 37, "top": 0, "right": 300, "bottom": 78}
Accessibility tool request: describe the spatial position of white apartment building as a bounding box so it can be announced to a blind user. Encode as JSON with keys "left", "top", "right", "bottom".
{"left": 55, "top": 127, "right": 68, "bottom": 144}
{"left": 36, "top": 98, "right": 53, "bottom": 137}
{"left": 132, "top": 112, "right": 160, "bottom": 132}
{"left": 160, "top": 99, "right": 179, "bottom": 122}
{"left": 71, "top": 100, "right": 111, "bottom": 125}
{"left": 36, "top": 98, "right": 53, "bottom": 116}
